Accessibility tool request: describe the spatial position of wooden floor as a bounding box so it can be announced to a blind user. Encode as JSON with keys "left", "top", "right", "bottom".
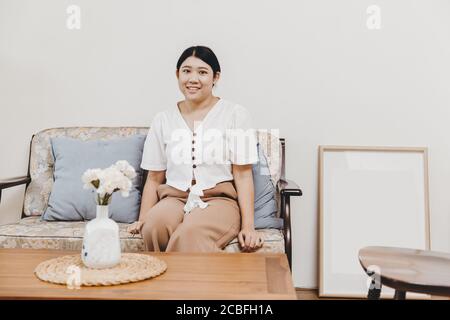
{"left": 295, "top": 288, "right": 450, "bottom": 300}
{"left": 295, "top": 288, "right": 359, "bottom": 300}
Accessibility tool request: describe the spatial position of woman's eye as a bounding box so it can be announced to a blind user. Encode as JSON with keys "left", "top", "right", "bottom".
{"left": 182, "top": 69, "right": 190, "bottom": 73}
{"left": 200, "top": 71, "right": 207, "bottom": 75}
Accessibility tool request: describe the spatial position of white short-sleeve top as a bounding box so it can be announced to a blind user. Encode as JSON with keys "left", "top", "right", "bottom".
{"left": 141, "top": 98, "right": 258, "bottom": 213}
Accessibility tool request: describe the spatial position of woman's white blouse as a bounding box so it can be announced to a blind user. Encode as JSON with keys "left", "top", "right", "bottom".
{"left": 141, "top": 98, "right": 258, "bottom": 214}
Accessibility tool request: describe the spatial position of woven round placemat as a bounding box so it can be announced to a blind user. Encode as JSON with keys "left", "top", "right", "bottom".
{"left": 34, "top": 253, "right": 167, "bottom": 286}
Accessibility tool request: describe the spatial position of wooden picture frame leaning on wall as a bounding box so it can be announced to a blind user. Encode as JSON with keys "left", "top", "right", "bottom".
{"left": 318, "top": 146, "right": 431, "bottom": 299}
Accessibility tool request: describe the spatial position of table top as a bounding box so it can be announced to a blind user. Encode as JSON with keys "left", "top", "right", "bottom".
{"left": 358, "top": 246, "right": 450, "bottom": 296}
{"left": 0, "top": 249, "right": 296, "bottom": 300}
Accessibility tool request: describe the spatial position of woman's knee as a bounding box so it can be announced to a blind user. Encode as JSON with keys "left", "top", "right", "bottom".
{"left": 167, "top": 222, "right": 209, "bottom": 248}
{"left": 141, "top": 213, "right": 174, "bottom": 241}
{"left": 142, "top": 202, "right": 182, "bottom": 229}
{"left": 141, "top": 214, "right": 176, "bottom": 252}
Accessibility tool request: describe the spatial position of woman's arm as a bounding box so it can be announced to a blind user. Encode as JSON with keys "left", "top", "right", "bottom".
{"left": 127, "top": 170, "right": 165, "bottom": 234}
{"left": 138, "top": 170, "right": 166, "bottom": 222}
{"left": 232, "top": 164, "right": 264, "bottom": 251}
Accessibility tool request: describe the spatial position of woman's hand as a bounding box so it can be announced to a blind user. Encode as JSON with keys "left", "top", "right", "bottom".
{"left": 127, "top": 221, "right": 144, "bottom": 235}
{"left": 238, "top": 227, "right": 264, "bottom": 252}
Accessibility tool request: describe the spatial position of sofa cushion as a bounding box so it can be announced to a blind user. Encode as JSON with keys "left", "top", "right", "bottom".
{"left": 24, "top": 127, "right": 150, "bottom": 216}
{"left": 222, "top": 229, "right": 285, "bottom": 254}
{"left": 0, "top": 217, "right": 285, "bottom": 254}
{"left": 42, "top": 135, "right": 145, "bottom": 223}
{"left": 0, "top": 216, "right": 145, "bottom": 252}
{"left": 253, "top": 143, "right": 283, "bottom": 229}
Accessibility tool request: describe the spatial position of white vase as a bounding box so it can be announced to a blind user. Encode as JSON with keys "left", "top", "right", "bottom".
{"left": 81, "top": 205, "right": 121, "bottom": 269}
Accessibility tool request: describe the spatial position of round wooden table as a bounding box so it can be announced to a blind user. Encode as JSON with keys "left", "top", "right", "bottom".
{"left": 358, "top": 246, "right": 450, "bottom": 299}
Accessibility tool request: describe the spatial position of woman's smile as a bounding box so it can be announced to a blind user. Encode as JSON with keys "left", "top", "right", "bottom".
{"left": 186, "top": 86, "right": 201, "bottom": 94}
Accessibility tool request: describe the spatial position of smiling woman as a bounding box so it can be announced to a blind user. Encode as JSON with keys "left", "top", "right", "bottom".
{"left": 175, "top": 46, "right": 222, "bottom": 131}
{"left": 176, "top": 46, "right": 221, "bottom": 105}
{"left": 127, "top": 45, "right": 263, "bottom": 254}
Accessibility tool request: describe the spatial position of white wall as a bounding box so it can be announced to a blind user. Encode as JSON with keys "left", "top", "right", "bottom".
{"left": 1, "top": 0, "right": 449, "bottom": 288}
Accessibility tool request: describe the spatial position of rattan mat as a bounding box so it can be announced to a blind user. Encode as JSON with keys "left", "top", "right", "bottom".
{"left": 34, "top": 253, "right": 167, "bottom": 286}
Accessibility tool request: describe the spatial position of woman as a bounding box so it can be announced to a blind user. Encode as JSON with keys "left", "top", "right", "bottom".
{"left": 127, "top": 46, "right": 264, "bottom": 253}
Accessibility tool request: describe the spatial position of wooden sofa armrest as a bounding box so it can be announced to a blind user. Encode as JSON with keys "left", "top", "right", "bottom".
{"left": 278, "top": 179, "right": 302, "bottom": 197}
{"left": 0, "top": 176, "right": 31, "bottom": 203}
{"left": 277, "top": 178, "right": 302, "bottom": 270}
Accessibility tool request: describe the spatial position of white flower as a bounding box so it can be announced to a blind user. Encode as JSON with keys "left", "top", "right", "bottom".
{"left": 115, "top": 160, "right": 137, "bottom": 179}
{"left": 121, "top": 179, "right": 132, "bottom": 197}
{"left": 98, "top": 167, "right": 122, "bottom": 194}
{"left": 81, "top": 168, "right": 102, "bottom": 190}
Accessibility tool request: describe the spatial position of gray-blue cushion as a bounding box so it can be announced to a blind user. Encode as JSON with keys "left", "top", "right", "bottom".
{"left": 42, "top": 135, "right": 146, "bottom": 223}
{"left": 253, "top": 143, "right": 283, "bottom": 229}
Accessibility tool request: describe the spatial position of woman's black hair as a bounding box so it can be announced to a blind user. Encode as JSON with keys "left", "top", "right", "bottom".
{"left": 176, "top": 46, "right": 221, "bottom": 76}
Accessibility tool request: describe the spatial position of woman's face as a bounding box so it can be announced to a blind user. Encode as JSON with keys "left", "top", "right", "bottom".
{"left": 177, "top": 56, "right": 219, "bottom": 102}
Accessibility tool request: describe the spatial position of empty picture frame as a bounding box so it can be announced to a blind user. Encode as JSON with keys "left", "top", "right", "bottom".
{"left": 319, "top": 146, "right": 430, "bottom": 298}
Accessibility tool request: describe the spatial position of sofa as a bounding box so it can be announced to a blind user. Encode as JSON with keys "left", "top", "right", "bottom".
{"left": 0, "top": 127, "right": 302, "bottom": 267}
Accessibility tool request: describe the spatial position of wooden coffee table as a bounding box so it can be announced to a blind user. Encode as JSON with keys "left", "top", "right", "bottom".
{"left": 359, "top": 246, "right": 450, "bottom": 299}
{"left": 0, "top": 249, "right": 296, "bottom": 300}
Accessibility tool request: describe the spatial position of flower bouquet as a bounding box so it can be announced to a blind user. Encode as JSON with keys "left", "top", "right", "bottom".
{"left": 80, "top": 160, "right": 136, "bottom": 269}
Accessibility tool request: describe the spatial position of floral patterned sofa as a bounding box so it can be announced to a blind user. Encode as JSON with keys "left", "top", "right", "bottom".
{"left": 0, "top": 127, "right": 301, "bottom": 267}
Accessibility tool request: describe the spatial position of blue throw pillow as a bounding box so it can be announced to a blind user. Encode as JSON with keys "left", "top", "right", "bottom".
{"left": 253, "top": 143, "right": 283, "bottom": 229}
{"left": 42, "top": 135, "right": 146, "bottom": 223}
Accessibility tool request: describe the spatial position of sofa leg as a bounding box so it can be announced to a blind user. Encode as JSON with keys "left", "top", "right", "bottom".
{"left": 281, "top": 195, "right": 292, "bottom": 270}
